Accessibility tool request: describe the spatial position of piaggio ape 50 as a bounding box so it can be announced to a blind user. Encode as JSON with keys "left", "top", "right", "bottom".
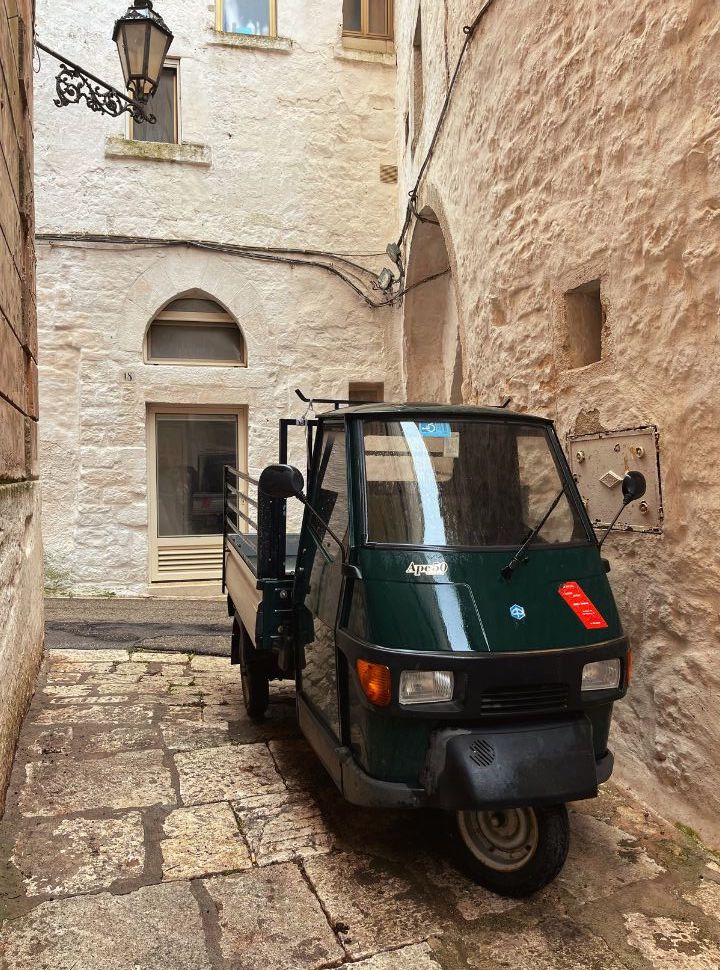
{"left": 222, "top": 398, "right": 645, "bottom": 897}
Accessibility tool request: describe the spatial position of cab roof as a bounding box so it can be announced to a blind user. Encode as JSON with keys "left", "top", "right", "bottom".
{"left": 322, "top": 403, "right": 553, "bottom": 424}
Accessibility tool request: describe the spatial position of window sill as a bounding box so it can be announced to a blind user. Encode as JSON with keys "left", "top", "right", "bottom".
{"left": 334, "top": 44, "right": 396, "bottom": 67}
{"left": 208, "top": 30, "right": 293, "bottom": 52}
{"left": 341, "top": 34, "right": 394, "bottom": 54}
{"left": 105, "top": 137, "right": 212, "bottom": 167}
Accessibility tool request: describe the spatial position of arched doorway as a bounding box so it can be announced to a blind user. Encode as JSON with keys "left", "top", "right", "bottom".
{"left": 144, "top": 293, "right": 248, "bottom": 583}
{"left": 403, "top": 207, "right": 463, "bottom": 404}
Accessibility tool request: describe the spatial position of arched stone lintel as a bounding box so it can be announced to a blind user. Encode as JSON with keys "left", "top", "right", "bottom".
{"left": 116, "top": 248, "right": 267, "bottom": 359}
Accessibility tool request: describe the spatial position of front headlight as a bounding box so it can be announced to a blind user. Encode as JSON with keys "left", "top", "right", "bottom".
{"left": 582, "top": 658, "right": 621, "bottom": 692}
{"left": 399, "top": 670, "right": 454, "bottom": 705}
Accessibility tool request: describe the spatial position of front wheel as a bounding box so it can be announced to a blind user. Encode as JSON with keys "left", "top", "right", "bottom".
{"left": 455, "top": 804, "right": 569, "bottom": 898}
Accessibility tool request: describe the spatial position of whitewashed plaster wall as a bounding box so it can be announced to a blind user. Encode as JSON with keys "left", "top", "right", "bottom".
{"left": 35, "top": 0, "right": 401, "bottom": 594}
{"left": 34, "top": 0, "right": 398, "bottom": 250}
{"left": 395, "top": 0, "right": 720, "bottom": 844}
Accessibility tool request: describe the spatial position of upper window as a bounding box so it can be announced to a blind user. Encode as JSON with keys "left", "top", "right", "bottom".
{"left": 217, "top": 0, "right": 277, "bottom": 36}
{"left": 130, "top": 63, "right": 178, "bottom": 145}
{"left": 146, "top": 297, "right": 246, "bottom": 366}
{"left": 343, "top": 0, "right": 393, "bottom": 40}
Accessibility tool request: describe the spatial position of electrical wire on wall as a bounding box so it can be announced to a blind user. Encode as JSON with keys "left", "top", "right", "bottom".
{"left": 393, "top": 0, "right": 500, "bottom": 280}
{"left": 36, "top": 232, "right": 446, "bottom": 309}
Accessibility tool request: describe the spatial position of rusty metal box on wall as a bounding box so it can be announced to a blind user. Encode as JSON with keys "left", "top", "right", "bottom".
{"left": 567, "top": 426, "right": 663, "bottom": 533}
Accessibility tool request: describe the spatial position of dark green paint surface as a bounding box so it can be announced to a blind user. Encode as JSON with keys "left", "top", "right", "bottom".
{"left": 357, "top": 546, "right": 621, "bottom": 654}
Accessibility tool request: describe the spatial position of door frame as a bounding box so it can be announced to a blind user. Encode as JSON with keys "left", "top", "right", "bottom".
{"left": 146, "top": 403, "right": 248, "bottom": 584}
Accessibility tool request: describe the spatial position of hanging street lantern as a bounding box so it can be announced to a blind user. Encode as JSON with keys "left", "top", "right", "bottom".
{"left": 35, "top": 0, "right": 173, "bottom": 124}
{"left": 113, "top": 0, "right": 174, "bottom": 103}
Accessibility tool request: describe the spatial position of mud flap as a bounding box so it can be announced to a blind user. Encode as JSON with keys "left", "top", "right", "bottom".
{"left": 422, "top": 718, "right": 600, "bottom": 811}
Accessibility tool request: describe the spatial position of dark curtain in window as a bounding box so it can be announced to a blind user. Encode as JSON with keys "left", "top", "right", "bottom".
{"left": 133, "top": 67, "right": 176, "bottom": 144}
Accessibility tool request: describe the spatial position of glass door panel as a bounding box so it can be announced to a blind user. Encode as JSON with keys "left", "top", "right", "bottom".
{"left": 149, "top": 411, "right": 241, "bottom": 583}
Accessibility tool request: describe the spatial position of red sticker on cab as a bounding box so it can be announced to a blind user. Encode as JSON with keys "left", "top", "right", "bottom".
{"left": 558, "top": 581, "right": 609, "bottom": 630}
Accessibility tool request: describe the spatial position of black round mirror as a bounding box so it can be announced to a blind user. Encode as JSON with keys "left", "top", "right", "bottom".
{"left": 622, "top": 470, "right": 647, "bottom": 505}
{"left": 259, "top": 464, "right": 304, "bottom": 499}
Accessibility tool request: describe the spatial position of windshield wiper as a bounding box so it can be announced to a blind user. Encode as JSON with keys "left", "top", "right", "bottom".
{"left": 501, "top": 487, "right": 566, "bottom": 580}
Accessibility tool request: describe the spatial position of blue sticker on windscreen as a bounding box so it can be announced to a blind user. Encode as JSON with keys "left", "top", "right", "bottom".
{"left": 419, "top": 422, "right": 452, "bottom": 438}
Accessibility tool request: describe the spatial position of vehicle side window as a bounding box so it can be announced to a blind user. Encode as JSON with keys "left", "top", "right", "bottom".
{"left": 312, "top": 429, "right": 349, "bottom": 559}
{"left": 305, "top": 430, "right": 348, "bottom": 626}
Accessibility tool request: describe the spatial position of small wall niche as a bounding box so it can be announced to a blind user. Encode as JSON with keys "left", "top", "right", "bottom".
{"left": 564, "top": 279, "right": 605, "bottom": 368}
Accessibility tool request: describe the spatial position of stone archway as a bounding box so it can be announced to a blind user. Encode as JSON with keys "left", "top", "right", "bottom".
{"left": 403, "top": 206, "right": 463, "bottom": 403}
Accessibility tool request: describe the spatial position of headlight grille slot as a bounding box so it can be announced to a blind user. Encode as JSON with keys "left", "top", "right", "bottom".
{"left": 479, "top": 684, "right": 569, "bottom": 717}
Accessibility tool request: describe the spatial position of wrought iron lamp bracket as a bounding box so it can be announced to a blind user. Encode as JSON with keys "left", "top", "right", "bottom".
{"left": 35, "top": 40, "right": 156, "bottom": 124}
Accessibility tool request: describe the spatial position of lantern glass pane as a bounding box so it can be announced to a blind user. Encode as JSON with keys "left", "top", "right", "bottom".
{"left": 116, "top": 25, "right": 131, "bottom": 87}
{"left": 147, "top": 26, "right": 171, "bottom": 93}
{"left": 123, "top": 20, "right": 150, "bottom": 81}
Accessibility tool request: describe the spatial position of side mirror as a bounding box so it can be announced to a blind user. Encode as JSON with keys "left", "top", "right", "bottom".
{"left": 598, "top": 470, "right": 648, "bottom": 549}
{"left": 259, "top": 464, "right": 304, "bottom": 499}
{"left": 622, "top": 471, "right": 646, "bottom": 505}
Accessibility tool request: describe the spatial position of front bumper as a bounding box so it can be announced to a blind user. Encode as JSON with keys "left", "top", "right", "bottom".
{"left": 299, "top": 695, "right": 613, "bottom": 811}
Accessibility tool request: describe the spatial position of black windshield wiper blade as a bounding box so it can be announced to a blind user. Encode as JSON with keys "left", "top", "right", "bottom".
{"left": 501, "top": 487, "right": 565, "bottom": 580}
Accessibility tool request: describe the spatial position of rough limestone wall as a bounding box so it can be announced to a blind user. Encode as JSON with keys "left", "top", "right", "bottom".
{"left": 34, "top": 0, "right": 401, "bottom": 594}
{"left": 395, "top": 0, "right": 720, "bottom": 843}
{"left": 0, "top": 0, "right": 43, "bottom": 814}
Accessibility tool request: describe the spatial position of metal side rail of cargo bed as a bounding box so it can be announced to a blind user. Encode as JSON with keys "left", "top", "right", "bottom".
{"left": 222, "top": 463, "right": 299, "bottom": 664}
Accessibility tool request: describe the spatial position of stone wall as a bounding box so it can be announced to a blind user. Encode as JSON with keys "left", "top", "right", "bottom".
{"left": 394, "top": 0, "right": 720, "bottom": 843}
{"left": 0, "top": 0, "right": 43, "bottom": 814}
{"left": 35, "top": 0, "right": 400, "bottom": 595}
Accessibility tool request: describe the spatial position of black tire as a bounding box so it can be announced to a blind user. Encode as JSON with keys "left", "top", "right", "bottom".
{"left": 454, "top": 804, "right": 570, "bottom": 898}
{"left": 238, "top": 622, "right": 270, "bottom": 720}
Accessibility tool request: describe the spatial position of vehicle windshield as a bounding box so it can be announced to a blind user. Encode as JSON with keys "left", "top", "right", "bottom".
{"left": 362, "top": 419, "right": 588, "bottom": 548}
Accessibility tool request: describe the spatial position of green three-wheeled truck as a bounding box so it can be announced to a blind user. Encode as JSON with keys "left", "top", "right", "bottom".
{"left": 222, "top": 396, "right": 645, "bottom": 897}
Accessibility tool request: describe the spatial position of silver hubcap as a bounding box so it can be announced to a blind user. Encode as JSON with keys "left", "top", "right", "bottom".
{"left": 457, "top": 807, "right": 539, "bottom": 872}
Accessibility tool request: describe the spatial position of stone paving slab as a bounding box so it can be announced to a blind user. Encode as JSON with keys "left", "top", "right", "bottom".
{"left": 624, "top": 912, "right": 720, "bottom": 969}
{"left": 162, "top": 802, "right": 251, "bottom": 880}
{"left": 175, "top": 743, "right": 285, "bottom": 805}
{"left": 43, "top": 684, "right": 93, "bottom": 698}
{"left": 557, "top": 811, "right": 665, "bottom": 902}
{"left": 353, "top": 943, "right": 444, "bottom": 969}
{"left": 47, "top": 661, "right": 117, "bottom": 674}
{"left": 131, "top": 650, "right": 190, "bottom": 664}
{"left": 232, "top": 790, "right": 335, "bottom": 864}
{"left": 0, "top": 882, "right": 213, "bottom": 970}
{"left": 686, "top": 880, "right": 720, "bottom": 920}
{"left": 459, "top": 920, "right": 632, "bottom": 970}
{"left": 18, "top": 749, "right": 175, "bottom": 816}
{"left": 269, "top": 737, "right": 336, "bottom": 793}
{"left": 12, "top": 812, "right": 145, "bottom": 898}
{"left": 32, "top": 703, "right": 154, "bottom": 725}
{"left": 48, "top": 648, "right": 132, "bottom": 664}
{"left": 24, "top": 724, "right": 161, "bottom": 758}
{"left": 204, "top": 863, "right": 344, "bottom": 970}
{"left": 303, "top": 850, "right": 442, "bottom": 959}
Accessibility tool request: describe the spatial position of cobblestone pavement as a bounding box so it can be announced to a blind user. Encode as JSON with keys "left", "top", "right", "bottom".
{"left": 2, "top": 648, "right": 720, "bottom": 970}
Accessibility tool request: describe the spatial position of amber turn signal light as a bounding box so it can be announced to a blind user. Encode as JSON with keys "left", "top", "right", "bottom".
{"left": 625, "top": 648, "right": 633, "bottom": 687}
{"left": 356, "top": 659, "right": 392, "bottom": 706}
